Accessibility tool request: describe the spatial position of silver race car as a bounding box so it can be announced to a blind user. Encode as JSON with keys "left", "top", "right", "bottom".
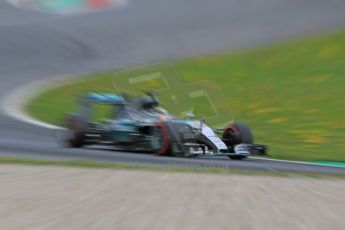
{"left": 60, "top": 91, "right": 267, "bottom": 160}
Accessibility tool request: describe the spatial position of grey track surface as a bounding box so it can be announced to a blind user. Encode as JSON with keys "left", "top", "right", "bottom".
{"left": 1, "top": 0, "right": 345, "bottom": 174}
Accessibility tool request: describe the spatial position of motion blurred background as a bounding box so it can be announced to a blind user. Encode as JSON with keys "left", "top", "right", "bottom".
{"left": 2, "top": 0, "right": 343, "bottom": 162}
{"left": 1, "top": 1, "right": 345, "bottom": 229}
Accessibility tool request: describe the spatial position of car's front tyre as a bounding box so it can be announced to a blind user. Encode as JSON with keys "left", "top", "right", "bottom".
{"left": 222, "top": 123, "right": 254, "bottom": 160}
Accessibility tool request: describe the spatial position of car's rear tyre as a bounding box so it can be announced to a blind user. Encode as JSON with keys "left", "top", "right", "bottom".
{"left": 150, "top": 124, "right": 170, "bottom": 155}
{"left": 64, "top": 115, "right": 86, "bottom": 148}
{"left": 150, "top": 122, "right": 193, "bottom": 157}
{"left": 222, "top": 123, "right": 253, "bottom": 160}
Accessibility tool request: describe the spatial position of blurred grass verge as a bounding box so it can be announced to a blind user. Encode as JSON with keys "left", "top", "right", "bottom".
{"left": 1, "top": 157, "right": 344, "bottom": 178}
{"left": 26, "top": 31, "right": 345, "bottom": 162}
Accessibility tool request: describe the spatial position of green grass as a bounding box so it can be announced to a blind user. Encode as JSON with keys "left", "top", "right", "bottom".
{"left": 27, "top": 31, "right": 345, "bottom": 162}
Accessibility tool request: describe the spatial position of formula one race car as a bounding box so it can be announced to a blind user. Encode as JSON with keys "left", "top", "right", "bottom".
{"left": 59, "top": 92, "right": 267, "bottom": 160}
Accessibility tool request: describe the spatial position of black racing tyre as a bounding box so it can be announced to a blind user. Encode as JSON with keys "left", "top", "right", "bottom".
{"left": 222, "top": 123, "right": 254, "bottom": 160}
{"left": 149, "top": 123, "right": 171, "bottom": 156}
{"left": 150, "top": 122, "right": 193, "bottom": 156}
{"left": 222, "top": 123, "right": 254, "bottom": 146}
{"left": 64, "top": 115, "right": 86, "bottom": 148}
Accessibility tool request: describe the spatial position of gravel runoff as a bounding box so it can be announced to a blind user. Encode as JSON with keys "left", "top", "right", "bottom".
{"left": 0, "top": 165, "right": 345, "bottom": 230}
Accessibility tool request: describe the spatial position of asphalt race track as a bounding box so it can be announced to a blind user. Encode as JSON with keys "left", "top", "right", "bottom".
{"left": 1, "top": 0, "right": 345, "bottom": 174}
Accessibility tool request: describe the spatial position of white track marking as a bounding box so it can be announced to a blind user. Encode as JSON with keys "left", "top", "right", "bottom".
{"left": 0, "top": 76, "right": 77, "bottom": 130}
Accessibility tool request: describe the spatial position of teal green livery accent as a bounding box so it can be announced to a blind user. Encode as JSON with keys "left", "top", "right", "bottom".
{"left": 87, "top": 93, "right": 125, "bottom": 105}
{"left": 111, "top": 119, "right": 137, "bottom": 143}
{"left": 311, "top": 162, "right": 345, "bottom": 167}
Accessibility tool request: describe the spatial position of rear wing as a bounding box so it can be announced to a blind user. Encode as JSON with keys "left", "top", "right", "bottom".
{"left": 70, "top": 93, "right": 126, "bottom": 122}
